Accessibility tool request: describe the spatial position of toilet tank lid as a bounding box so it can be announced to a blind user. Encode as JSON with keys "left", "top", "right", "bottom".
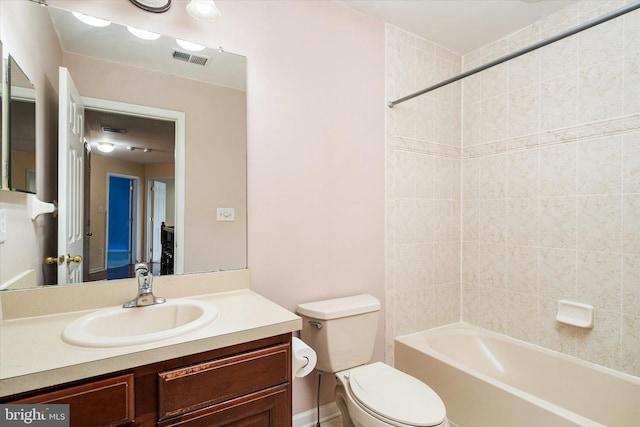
{"left": 297, "top": 294, "right": 380, "bottom": 320}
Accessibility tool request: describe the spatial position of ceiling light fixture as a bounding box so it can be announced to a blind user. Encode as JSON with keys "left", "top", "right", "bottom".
{"left": 129, "top": 0, "right": 171, "bottom": 13}
{"left": 176, "top": 39, "right": 206, "bottom": 52}
{"left": 186, "top": 0, "right": 221, "bottom": 21}
{"left": 97, "top": 142, "right": 115, "bottom": 153}
{"left": 72, "top": 12, "right": 111, "bottom": 27}
{"left": 127, "top": 26, "right": 161, "bottom": 41}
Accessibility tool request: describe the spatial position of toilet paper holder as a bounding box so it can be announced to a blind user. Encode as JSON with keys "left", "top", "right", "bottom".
{"left": 292, "top": 336, "right": 317, "bottom": 379}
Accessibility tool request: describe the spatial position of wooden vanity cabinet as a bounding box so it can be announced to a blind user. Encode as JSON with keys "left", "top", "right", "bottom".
{"left": 8, "top": 374, "right": 135, "bottom": 426}
{"left": 2, "top": 334, "right": 293, "bottom": 427}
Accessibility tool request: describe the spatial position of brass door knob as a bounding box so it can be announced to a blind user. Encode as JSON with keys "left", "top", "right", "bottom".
{"left": 45, "top": 255, "right": 66, "bottom": 265}
{"left": 67, "top": 255, "right": 82, "bottom": 264}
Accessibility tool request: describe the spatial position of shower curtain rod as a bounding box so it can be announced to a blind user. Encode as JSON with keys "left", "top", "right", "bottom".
{"left": 388, "top": 1, "right": 640, "bottom": 108}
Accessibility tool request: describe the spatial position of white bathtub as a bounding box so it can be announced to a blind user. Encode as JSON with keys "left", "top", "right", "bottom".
{"left": 395, "top": 323, "right": 640, "bottom": 427}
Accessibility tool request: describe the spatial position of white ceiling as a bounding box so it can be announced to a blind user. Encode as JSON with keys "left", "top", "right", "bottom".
{"left": 48, "top": 6, "right": 246, "bottom": 91}
{"left": 336, "top": 0, "right": 578, "bottom": 55}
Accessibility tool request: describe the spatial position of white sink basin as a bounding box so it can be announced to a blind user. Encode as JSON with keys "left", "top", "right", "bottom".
{"left": 62, "top": 299, "right": 218, "bottom": 348}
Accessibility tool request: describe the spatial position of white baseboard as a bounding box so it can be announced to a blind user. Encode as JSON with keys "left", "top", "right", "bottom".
{"left": 293, "top": 402, "right": 340, "bottom": 427}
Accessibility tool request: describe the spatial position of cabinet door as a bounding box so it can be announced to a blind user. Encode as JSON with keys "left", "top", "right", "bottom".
{"left": 159, "top": 384, "right": 289, "bottom": 427}
{"left": 10, "top": 374, "right": 135, "bottom": 427}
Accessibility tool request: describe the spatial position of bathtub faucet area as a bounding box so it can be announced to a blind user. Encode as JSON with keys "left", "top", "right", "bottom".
{"left": 123, "top": 263, "right": 166, "bottom": 308}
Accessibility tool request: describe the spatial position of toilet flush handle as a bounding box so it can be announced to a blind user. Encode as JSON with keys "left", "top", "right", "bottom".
{"left": 308, "top": 321, "right": 323, "bottom": 330}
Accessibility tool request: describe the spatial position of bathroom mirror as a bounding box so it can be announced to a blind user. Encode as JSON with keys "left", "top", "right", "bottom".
{"left": 0, "top": 2, "right": 247, "bottom": 289}
{"left": 7, "top": 55, "right": 36, "bottom": 193}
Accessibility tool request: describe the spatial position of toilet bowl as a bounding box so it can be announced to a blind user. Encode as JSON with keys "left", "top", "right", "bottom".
{"left": 296, "top": 294, "right": 449, "bottom": 427}
{"left": 334, "top": 362, "right": 449, "bottom": 427}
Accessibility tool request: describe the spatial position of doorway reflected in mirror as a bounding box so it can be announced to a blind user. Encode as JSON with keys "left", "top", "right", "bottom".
{"left": 84, "top": 108, "right": 175, "bottom": 283}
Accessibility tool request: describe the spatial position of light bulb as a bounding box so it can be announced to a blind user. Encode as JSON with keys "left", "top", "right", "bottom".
{"left": 127, "top": 26, "right": 161, "bottom": 41}
{"left": 72, "top": 12, "right": 111, "bottom": 28}
{"left": 97, "top": 142, "right": 114, "bottom": 153}
{"left": 186, "top": 0, "right": 221, "bottom": 21}
{"left": 176, "top": 39, "right": 206, "bottom": 52}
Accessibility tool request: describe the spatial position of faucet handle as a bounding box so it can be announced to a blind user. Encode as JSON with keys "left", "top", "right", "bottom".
{"left": 135, "top": 262, "right": 150, "bottom": 275}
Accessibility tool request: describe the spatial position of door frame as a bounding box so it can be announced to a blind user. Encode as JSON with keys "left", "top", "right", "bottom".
{"left": 82, "top": 96, "right": 186, "bottom": 274}
{"left": 145, "top": 178, "right": 170, "bottom": 264}
{"left": 105, "top": 173, "right": 139, "bottom": 269}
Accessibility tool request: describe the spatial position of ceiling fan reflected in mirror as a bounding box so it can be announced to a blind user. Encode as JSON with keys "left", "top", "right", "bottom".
{"left": 129, "top": 0, "right": 171, "bottom": 13}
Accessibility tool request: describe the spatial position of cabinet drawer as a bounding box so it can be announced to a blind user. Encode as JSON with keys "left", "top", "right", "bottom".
{"left": 10, "top": 374, "right": 135, "bottom": 427}
{"left": 158, "top": 384, "right": 289, "bottom": 427}
{"left": 158, "top": 343, "right": 290, "bottom": 420}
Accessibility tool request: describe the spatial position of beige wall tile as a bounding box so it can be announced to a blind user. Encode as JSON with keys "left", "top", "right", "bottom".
{"left": 539, "top": 247, "right": 577, "bottom": 300}
{"left": 507, "top": 149, "right": 539, "bottom": 198}
{"left": 621, "top": 314, "right": 640, "bottom": 376}
{"left": 540, "top": 197, "right": 577, "bottom": 249}
{"left": 508, "top": 84, "right": 540, "bottom": 138}
{"left": 540, "top": 73, "right": 578, "bottom": 131}
{"left": 623, "top": 133, "right": 640, "bottom": 193}
{"left": 576, "top": 136, "right": 622, "bottom": 195}
{"left": 578, "top": 59, "right": 624, "bottom": 123}
{"left": 479, "top": 243, "right": 507, "bottom": 289}
{"left": 578, "top": 18, "right": 624, "bottom": 69}
{"left": 577, "top": 250, "right": 622, "bottom": 312}
{"left": 577, "top": 195, "right": 622, "bottom": 252}
{"left": 477, "top": 286, "right": 507, "bottom": 333}
{"left": 622, "top": 254, "right": 640, "bottom": 316}
{"left": 507, "top": 245, "right": 539, "bottom": 294}
{"left": 623, "top": 194, "right": 640, "bottom": 254}
{"left": 507, "top": 290, "right": 539, "bottom": 342}
{"left": 540, "top": 142, "right": 577, "bottom": 197}
{"left": 481, "top": 95, "right": 509, "bottom": 142}
{"left": 576, "top": 309, "right": 621, "bottom": 369}
{"left": 507, "top": 198, "right": 539, "bottom": 246}
{"left": 540, "top": 35, "right": 578, "bottom": 81}
{"left": 539, "top": 297, "right": 577, "bottom": 355}
{"left": 624, "top": 51, "right": 640, "bottom": 115}
{"left": 387, "top": 0, "right": 640, "bottom": 377}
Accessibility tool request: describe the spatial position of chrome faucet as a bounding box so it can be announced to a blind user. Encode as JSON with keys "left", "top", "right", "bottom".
{"left": 123, "top": 263, "right": 166, "bottom": 308}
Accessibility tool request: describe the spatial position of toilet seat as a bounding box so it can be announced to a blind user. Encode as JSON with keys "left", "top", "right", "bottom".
{"left": 346, "top": 362, "right": 446, "bottom": 427}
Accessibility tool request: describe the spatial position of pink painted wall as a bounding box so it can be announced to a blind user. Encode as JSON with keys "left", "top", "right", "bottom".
{"left": 49, "top": 0, "right": 386, "bottom": 415}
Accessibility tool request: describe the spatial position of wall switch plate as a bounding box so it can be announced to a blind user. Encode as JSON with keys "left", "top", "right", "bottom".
{"left": 0, "top": 209, "right": 7, "bottom": 243}
{"left": 216, "top": 208, "right": 235, "bottom": 222}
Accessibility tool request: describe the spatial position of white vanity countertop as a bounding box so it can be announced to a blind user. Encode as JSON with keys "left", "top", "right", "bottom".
{"left": 0, "top": 286, "right": 301, "bottom": 397}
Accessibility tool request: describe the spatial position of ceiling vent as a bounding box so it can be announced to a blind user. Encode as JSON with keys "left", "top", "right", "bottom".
{"left": 101, "top": 125, "right": 127, "bottom": 134}
{"left": 172, "top": 49, "right": 210, "bottom": 66}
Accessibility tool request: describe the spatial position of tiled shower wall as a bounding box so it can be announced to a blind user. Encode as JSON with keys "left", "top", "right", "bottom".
{"left": 462, "top": 0, "right": 640, "bottom": 376}
{"left": 385, "top": 25, "right": 462, "bottom": 362}
{"left": 386, "top": 0, "right": 640, "bottom": 376}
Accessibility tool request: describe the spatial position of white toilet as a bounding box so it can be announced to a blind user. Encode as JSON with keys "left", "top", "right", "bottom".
{"left": 297, "top": 294, "right": 449, "bottom": 427}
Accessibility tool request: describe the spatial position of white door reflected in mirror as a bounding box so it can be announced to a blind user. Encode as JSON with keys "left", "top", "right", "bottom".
{"left": 58, "top": 67, "right": 85, "bottom": 285}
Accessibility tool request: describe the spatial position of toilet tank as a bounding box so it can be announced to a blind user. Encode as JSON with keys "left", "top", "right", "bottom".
{"left": 297, "top": 294, "right": 380, "bottom": 373}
